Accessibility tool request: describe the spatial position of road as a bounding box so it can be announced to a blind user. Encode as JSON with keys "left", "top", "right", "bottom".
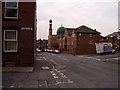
{"left": 42, "top": 52, "right": 119, "bottom": 88}
{"left": 2, "top": 52, "right": 119, "bottom": 88}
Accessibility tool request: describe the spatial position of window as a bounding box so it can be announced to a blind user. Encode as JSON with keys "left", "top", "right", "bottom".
{"left": 89, "top": 34, "right": 92, "bottom": 37}
{"left": 79, "top": 33, "right": 81, "bottom": 36}
{"left": 89, "top": 41, "right": 92, "bottom": 45}
{"left": 71, "top": 41, "right": 74, "bottom": 45}
{"left": 72, "top": 33, "right": 75, "bottom": 37}
{"left": 5, "top": 0, "right": 18, "bottom": 19}
{"left": 4, "top": 30, "right": 18, "bottom": 52}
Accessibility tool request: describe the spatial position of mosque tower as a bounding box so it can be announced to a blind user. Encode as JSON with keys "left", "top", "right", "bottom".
{"left": 48, "top": 19, "right": 53, "bottom": 49}
{"left": 49, "top": 19, "right": 52, "bottom": 35}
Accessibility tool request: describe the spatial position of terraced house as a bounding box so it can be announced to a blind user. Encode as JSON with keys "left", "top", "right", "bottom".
{"left": 2, "top": 0, "right": 37, "bottom": 66}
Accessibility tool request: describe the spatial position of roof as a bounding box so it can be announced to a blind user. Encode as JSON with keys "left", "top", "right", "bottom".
{"left": 75, "top": 25, "right": 101, "bottom": 34}
{"left": 65, "top": 25, "right": 101, "bottom": 34}
{"left": 106, "top": 32, "right": 120, "bottom": 38}
{"left": 65, "top": 28, "right": 75, "bottom": 34}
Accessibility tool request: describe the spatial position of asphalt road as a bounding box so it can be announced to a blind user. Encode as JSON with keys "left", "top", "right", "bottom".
{"left": 42, "top": 52, "right": 119, "bottom": 88}
{"left": 2, "top": 52, "right": 119, "bottom": 88}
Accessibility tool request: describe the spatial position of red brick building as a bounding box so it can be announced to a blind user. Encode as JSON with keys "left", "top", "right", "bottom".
{"left": 48, "top": 20, "right": 102, "bottom": 55}
{"left": 106, "top": 32, "right": 120, "bottom": 51}
{"left": 36, "top": 39, "right": 48, "bottom": 50}
{"left": 59, "top": 25, "right": 101, "bottom": 54}
{"left": 2, "top": 1, "right": 36, "bottom": 66}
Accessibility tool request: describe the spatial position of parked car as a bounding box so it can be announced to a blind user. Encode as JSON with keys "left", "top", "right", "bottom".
{"left": 41, "top": 48, "right": 45, "bottom": 52}
{"left": 49, "top": 49, "right": 55, "bottom": 53}
{"left": 54, "top": 50, "right": 60, "bottom": 54}
{"left": 112, "top": 49, "right": 116, "bottom": 54}
{"left": 47, "top": 49, "right": 50, "bottom": 52}
{"left": 44, "top": 49, "right": 47, "bottom": 52}
{"left": 36, "top": 48, "right": 41, "bottom": 53}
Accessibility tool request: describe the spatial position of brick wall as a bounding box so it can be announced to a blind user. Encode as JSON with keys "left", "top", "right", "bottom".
{"left": 61, "top": 33, "right": 101, "bottom": 55}
{"left": 75, "top": 33, "right": 100, "bottom": 54}
{"left": 2, "top": 2, "right": 36, "bottom": 66}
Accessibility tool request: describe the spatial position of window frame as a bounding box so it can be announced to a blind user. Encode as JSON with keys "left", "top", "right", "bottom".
{"left": 4, "top": 0, "right": 18, "bottom": 19}
{"left": 4, "top": 30, "right": 18, "bottom": 52}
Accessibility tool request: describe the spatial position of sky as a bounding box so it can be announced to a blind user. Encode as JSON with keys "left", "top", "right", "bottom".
{"left": 37, "top": 0, "right": 119, "bottom": 40}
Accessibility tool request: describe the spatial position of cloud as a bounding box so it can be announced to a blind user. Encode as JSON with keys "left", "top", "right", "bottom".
{"left": 37, "top": 1, "right": 118, "bottom": 39}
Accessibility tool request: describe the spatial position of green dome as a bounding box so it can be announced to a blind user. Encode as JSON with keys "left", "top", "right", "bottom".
{"left": 57, "top": 26, "right": 65, "bottom": 35}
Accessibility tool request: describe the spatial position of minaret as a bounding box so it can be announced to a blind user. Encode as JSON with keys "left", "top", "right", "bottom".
{"left": 48, "top": 19, "right": 53, "bottom": 49}
{"left": 49, "top": 19, "right": 52, "bottom": 35}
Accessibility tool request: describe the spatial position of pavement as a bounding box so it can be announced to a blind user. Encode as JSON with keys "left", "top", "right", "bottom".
{"left": 2, "top": 67, "right": 34, "bottom": 73}
{"left": 2, "top": 53, "right": 54, "bottom": 73}
{"left": 2, "top": 53, "right": 57, "bottom": 88}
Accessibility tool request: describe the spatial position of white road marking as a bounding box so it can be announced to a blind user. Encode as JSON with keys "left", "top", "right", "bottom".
{"left": 54, "top": 76, "right": 59, "bottom": 78}
{"left": 52, "top": 73, "right": 56, "bottom": 76}
{"left": 57, "top": 69, "right": 66, "bottom": 73}
{"left": 59, "top": 72, "right": 64, "bottom": 76}
{"left": 50, "top": 69, "right": 74, "bottom": 85}
{"left": 43, "top": 57, "right": 47, "bottom": 60}
{"left": 54, "top": 69, "right": 58, "bottom": 71}
{"left": 78, "top": 55, "right": 102, "bottom": 61}
{"left": 56, "top": 81, "right": 63, "bottom": 84}
{"left": 61, "top": 75, "right": 67, "bottom": 78}
{"left": 50, "top": 71, "right": 54, "bottom": 73}
{"left": 41, "top": 67, "right": 49, "bottom": 70}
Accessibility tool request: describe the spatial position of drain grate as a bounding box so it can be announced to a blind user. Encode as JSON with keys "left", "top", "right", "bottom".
{"left": 38, "top": 80, "right": 48, "bottom": 88}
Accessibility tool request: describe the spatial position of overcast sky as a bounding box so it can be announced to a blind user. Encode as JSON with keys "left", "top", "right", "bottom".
{"left": 37, "top": 0, "right": 119, "bottom": 40}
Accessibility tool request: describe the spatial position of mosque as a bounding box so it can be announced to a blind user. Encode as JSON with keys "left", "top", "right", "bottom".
{"left": 48, "top": 19, "right": 101, "bottom": 55}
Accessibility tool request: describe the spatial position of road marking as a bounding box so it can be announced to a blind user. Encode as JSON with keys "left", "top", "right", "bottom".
{"left": 82, "top": 57, "right": 101, "bottom": 61}
{"left": 43, "top": 57, "right": 47, "bottom": 60}
{"left": 77, "top": 55, "right": 103, "bottom": 61}
{"left": 54, "top": 76, "right": 59, "bottom": 78}
{"left": 50, "top": 71, "right": 54, "bottom": 73}
{"left": 50, "top": 69, "right": 74, "bottom": 86}
{"left": 52, "top": 73, "right": 56, "bottom": 76}
{"left": 54, "top": 69, "right": 58, "bottom": 71}
{"left": 59, "top": 72, "right": 64, "bottom": 76}
{"left": 61, "top": 75, "right": 67, "bottom": 78}
{"left": 56, "top": 81, "right": 63, "bottom": 84}
{"left": 57, "top": 69, "right": 66, "bottom": 72}
{"left": 41, "top": 67, "right": 49, "bottom": 70}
